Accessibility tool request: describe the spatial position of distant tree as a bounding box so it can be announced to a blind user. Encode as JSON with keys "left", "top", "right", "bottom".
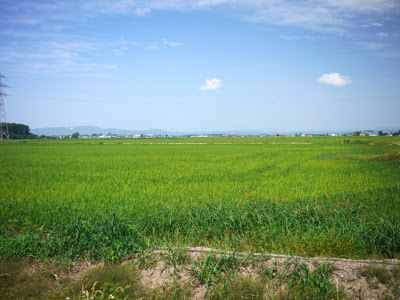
{"left": 8, "top": 123, "right": 30, "bottom": 136}
{"left": 353, "top": 131, "right": 361, "bottom": 136}
{"left": 91, "top": 133, "right": 97, "bottom": 138}
{"left": 6, "top": 123, "right": 37, "bottom": 139}
{"left": 71, "top": 132, "right": 80, "bottom": 139}
{"left": 378, "top": 131, "right": 383, "bottom": 136}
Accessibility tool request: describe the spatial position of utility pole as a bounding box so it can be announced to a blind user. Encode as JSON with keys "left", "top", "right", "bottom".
{"left": 0, "top": 72, "right": 10, "bottom": 141}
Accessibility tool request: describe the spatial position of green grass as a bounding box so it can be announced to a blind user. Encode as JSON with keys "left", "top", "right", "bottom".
{"left": 191, "top": 253, "right": 347, "bottom": 299}
{"left": 261, "top": 258, "right": 340, "bottom": 298}
{"left": 0, "top": 136, "right": 399, "bottom": 261}
{"left": 191, "top": 253, "right": 250, "bottom": 288}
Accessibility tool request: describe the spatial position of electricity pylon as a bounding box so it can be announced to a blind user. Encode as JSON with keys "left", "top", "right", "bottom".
{"left": 0, "top": 72, "right": 10, "bottom": 141}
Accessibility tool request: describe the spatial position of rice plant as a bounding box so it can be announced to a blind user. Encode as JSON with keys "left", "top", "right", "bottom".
{"left": 0, "top": 136, "right": 399, "bottom": 261}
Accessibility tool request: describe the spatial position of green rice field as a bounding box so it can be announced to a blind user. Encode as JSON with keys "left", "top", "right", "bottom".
{"left": 0, "top": 136, "right": 399, "bottom": 261}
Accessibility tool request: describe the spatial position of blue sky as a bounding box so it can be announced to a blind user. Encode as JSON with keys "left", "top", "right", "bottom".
{"left": 1, "top": 0, "right": 399, "bottom": 132}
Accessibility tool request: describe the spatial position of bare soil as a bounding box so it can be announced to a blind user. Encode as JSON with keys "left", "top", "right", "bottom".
{"left": 156, "top": 247, "right": 400, "bottom": 299}
{"left": 2, "top": 247, "right": 400, "bottom": 299}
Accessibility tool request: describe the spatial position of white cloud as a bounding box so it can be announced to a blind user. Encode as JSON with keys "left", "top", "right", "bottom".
{"left": 361, "top": 22, "right": 383, "bottom": 28}
{"left": 200, "top": 78, "right": 222, "bottom": 91}
{"left": 135, "top": 7, "right": 151, "bottom": 16}
{"left": 378, "top": 32, "right": 389, "bottom": 37}
{"left": 114, "top": 45, "right": 127, "bottom": 55}
{"left": 326, "top": 0, "right": 394, "bottom": 13}
{"left": 2, "top": 0, "right": 399, "bottom": 37}
{"left": 2, "top": 40, "right": 96, "bottom": 62}
{"left": 104, "top": 64, "right": 118, "bottom": 69}
{"left": 78, "top": 0, "right": 399, "bottom": 34}
{"left": 133, "top": 41, "right": 158, "bottom": 49}
{"left": 196, "top": 0, "right": 229, "bottom": 7}
{"left": 247, "top": 5, "right": 347, "bottom": 33}
{"left": 47, "top": 41, "right": 96, "bottom": 53}
{"left": 23, "top": 61, "right": 112, "bottom": 73}
{"left": 356, "top": 42, "right": 385, "bottom": 50}
{"left": 0, "top": 38, "right": 113, "bottom": 74}
{"left": 162, "top": 38, "right": 183, "bottom": 47}
{"left": 318, "top": 73, "right": 352, "bottom": 87}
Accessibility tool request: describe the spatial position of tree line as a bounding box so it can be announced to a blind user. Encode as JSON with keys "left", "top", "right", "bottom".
{"left": 1, "top": 123, "right": 37, "bottom": 139}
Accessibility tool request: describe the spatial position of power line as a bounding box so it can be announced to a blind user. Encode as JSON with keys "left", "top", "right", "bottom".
{"left": 0, "top": 72, "right": 10, "bottom": 141}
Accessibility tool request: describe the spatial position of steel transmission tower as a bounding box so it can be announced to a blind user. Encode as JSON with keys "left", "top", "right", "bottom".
{"left": 0, "top": 72, "right": 10, "bottom": 141}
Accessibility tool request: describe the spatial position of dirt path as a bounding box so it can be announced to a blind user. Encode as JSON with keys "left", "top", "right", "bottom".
{"left": 2, "top": 247, "right": 399, "bottom": 299}
{"left": 144, "top": 247, "right": 400, "bottom": 299}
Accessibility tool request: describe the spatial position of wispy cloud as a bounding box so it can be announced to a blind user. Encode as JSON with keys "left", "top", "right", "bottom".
{"left": 355, "top": 42, "right": 385, "bottom": 50}
{"left": 377, "top": 32, "right": 389, "bottom": 38}
{"left": 131, "top": 38, "right": 183, "bottom": 50}
{"left": 23, "top": 61, "right": 116, "bottom": 73}
{"left": 3, "top": 18, "right": 41, "bottom": 25}
{"left": 162, "top": 38, "right": 183, "bottom": 47}
{"left": 104, "top": 64, "right": 118, "bottom": 69}
{"left": 114, "top": 46, "right": 127, "bottom": 56}
{"left": 361, "top": 22, "right": 383, "bottom": 28}
{"left": 2, "top": 0, "right": 399, "bottom": 36}
{"left": 201, "top": 78, "right": 222, "bottom": 91}
{"left": 0, "top": 0, "right": 75, "bottom": 26}
{"left": 71, "top": 0, "right": 398, "bottom": 35}
{"left": 133, "top": 41, "right": 159, "bottom": 50}
{"left": 1, "top": 0, "right": 399, "bottom": 75}
{"left": 47, "top": 41, "right": 96, "bottom": 52}
{"left": 196, "top": 0, "right": 229, "bottom": 7}
{"left": 135, "top": 7, "right": 151, "bottom": 16}
{"left": 0, "top": 38, "right": 108, "bottom": 73}
{"left": 318, "top": 73, "right": 352, "bottom": 87}
{"left": 246, "top": 5, "right": 348, "bottom": 33}
{"left": 280, "top": 34, "right": 327, "bottom": 41}
{"left": 6, "top": 1, "right": 61, "bottom": 12}
{"left": 1, "top": 40, "right": 96, "bottom": 61}
{"left": 91, "top": 0, "right": 399, "bottom": 14}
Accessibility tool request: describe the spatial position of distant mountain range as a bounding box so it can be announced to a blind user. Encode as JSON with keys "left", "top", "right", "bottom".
{"left": 31, "top": 126, "right": 269, "bottom": 136}
{"left": 31, "top": 125, "right": 398, "bottom": 137}
{"left": 32, "top": 126, "right": 170, "bottom": 136}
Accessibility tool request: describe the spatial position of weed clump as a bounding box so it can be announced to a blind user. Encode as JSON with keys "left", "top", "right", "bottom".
{"left": 221, "top": 276, "right": 270, "bottom": 299}
{"left": 260, "top": 257, "right": 345, "bottom": 299}
{"left": 358, "top": 264, "right": 400, "bottom": 298}
{"left": 191, "top": 253, "right": 250, "bottom": 288}
{"left": 61, "top": 264, "right": 146, "bottom": 300}
{"left": 0, "top": 259, "right": 70, "bottom": 300}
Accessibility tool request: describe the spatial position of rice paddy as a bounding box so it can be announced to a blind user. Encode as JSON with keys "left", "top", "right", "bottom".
{"left": 0, "top": 136, "right": 399, "bottom": 261}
